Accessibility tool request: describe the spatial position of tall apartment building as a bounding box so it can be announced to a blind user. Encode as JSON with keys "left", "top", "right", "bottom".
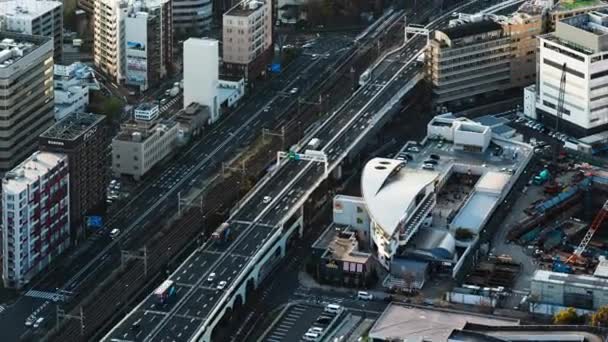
{"left": 78, "top": 0, "right": 95, "bottom": 14}
{"left": 2, "top": 151, "right": 70, "bottom": 289}
{"left": 94, "top": 0, "right": 127, "bottom": 82}
{"left": 530, "top": 10, "right": 608, "bottom": 137}
{"left": 39, "top": 113, "right": 108, "bottom": 242}
{"left": 112, "top": 119, "right": 178, "bottom": 180}
{"left": 427, "top": 14, "right": 541, "bottom": 108}
{"left": 184, "top": 38, "right": 219, "bottom": 121}
{"left": 0, "top": 33, "right": 55, "bottom": 172}
{"left": 172, "top": 0, "right": 212, "bottom": 34}
{"left": 222, "top": 0, "right": 273, "bottom": 82}
{"left": 0, "top": 0, "right": 63, "bottom": 63}
{"left": 124, "top": 0, "right": 173, "bottom": 91}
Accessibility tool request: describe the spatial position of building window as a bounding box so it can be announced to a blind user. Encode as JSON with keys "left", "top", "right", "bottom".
{"left": 356, "top": 206, "right": 363, "bottom": 213}
{"left": 356, "top": 217, "right": 364, "bottom": 224}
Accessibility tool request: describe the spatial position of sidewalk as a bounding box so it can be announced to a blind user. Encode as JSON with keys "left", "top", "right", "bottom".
{"left": 298, "top": 272, "right": 388, "bottom": 300}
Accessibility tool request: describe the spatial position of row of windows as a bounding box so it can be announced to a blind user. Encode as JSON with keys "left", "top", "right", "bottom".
{"left": 543, "top": 58, "right": 584, "bottom": 79}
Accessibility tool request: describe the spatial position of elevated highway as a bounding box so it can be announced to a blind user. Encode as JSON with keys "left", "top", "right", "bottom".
{"left": 103, "top": 1, "right": 522, "bottom": 341}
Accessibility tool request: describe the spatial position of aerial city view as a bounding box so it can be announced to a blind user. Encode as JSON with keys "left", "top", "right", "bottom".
{"left": 6, "top": 0, "right": 608, "bottom": 340}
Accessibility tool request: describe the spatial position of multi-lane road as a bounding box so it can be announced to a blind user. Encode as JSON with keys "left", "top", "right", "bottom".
{"left": 103, "top": 1, "right": 525, "bottom": 341}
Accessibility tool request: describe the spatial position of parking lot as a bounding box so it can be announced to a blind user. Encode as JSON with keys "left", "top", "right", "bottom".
{"left": 261, "top": 303, "right": 324, "bottom": 342}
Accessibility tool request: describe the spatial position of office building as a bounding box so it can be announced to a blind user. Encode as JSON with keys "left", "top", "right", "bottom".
{"left": 172, "top": 0, "right": 212, "bottom": 34}
{"left": 548, "top": 0, "right": 608, "bottom": 32}
{"left": 78, "top": 0, "right": 95, "bottom": 14}
{"left": 0, "top": 0, "right": 63, "bottom": 63}
{"left": 222, "top": 0, "right": 273, "bottom": 82}
{"left": 112, "top": 119, "right": 178, "bottom": 180}
{"left": 427, "top": 14, "right": 541, "bottom": 108}
{"left": 184, "top": 38, "right": 219, "bottom": 121}
{"left": 39, "top": 113, "right": 108, "bottom": 242}
{"left": 0, "top": 33, "right": 54, "bottom": 172}
{"left": 124, "top": 0, "right": 173, "bottom": 91}
{"left": 94, "top": 0, "right": 127, "bottom": 82}
{"left": 2, "top": 151, "right": 70, "bottom": 289}
{"left": 526, "top": 10, "right": 608, "bottom": 137}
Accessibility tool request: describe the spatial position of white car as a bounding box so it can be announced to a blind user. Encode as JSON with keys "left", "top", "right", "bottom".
{"left": 357, "top": 291, "right": 373, "bottom": 301}
{"left": 217, "top": 281, "right": 227, "bottom": 290}
{"left": 207, "top": 272, "right": 216, "bottom": 282}
{"left": 289, "top": 87, "right": 299, "bottom": 94}
{"left": 263, "top": 196, "right": 272, "bottom": 204}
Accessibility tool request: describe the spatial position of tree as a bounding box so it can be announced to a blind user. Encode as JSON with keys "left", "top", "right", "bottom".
{"left": 592, "top": 306, "right": 608, "bottom": 327}
{"left": 101, "top": 97, "right": 125, "bottom": 123}
{"left": 553, "top": 307, "right": 581, "bottom": 325}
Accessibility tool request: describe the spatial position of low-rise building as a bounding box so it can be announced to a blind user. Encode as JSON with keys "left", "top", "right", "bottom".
{"left": 332, "top": 195, "right": 371, "bottom": 247}
{"left": 54, "top": 63, "right": 99, "bottom": 121}
{"left": 1, "top": 151, "right": 70, "bottom": 289}
{"left": 39, "top": 113, "right": 108, "bottom": 242}
{"left": 112, "top": 119, "right": 178, "bottom": 180}
{"left": 176, "top": 102, "right": 210, "bottom": 144}
{"left": 134, "top": 103, "right": 160, "bottom": 122}
{"left": 530, "top": 269, "right": 608, "bottom": 314}
{"left": 311, "top": 224, "right": 374, "bottom": 287}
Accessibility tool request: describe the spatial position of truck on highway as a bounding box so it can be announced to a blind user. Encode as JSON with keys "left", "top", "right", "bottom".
{"left": 533, "top": 169, "right": 550, "bottom": 185}
{"left": 154, "top": 279, "right": 176, "bottom": 304}
{"left": 212, "top": 222, "right": 231, "bottom": 242}
{"left": 307, "top": 138, "right": 322, "bottom": 150}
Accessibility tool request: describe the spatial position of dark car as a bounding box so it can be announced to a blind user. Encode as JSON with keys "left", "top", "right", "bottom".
{"left": 429, "top": 154, "right": 440, "bottom": 160}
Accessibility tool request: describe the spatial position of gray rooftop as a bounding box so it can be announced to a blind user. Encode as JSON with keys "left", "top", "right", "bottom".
{"left": 40, "top": 112, "right": 105, "bottom": 141}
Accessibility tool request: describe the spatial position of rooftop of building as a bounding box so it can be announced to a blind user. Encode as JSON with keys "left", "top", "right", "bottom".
{"left": 41, "top": 113, "right": 104, "bottom": 141}
{"left": 517, "top": 0, "right": 553, "bottom": 15}
{"left": 361, "top": 158, "right": 439, "bottom": 237}
{"left": 176, "top": 102, "right": 210, "bottom": 123}
{"left": 364, "top": 118, "right": 530, "bottom": 239}
{"left": 114, "top": 119, "right": 176, "bottom": 142}
{"left": 453, "top": 323, "right": 607, "bottom": 342}
{"left": 0, "top": 0, "right": 61, "bottom": 19}
{"left": 441, "top": 20, "right": 503, "bottom": 40}
{"left": 368, "top": 303, "right": 519, "bottom": 341}
{"left": 136, "top": 102, "right": 159, "bottom": 112}
{"left": 562, "top": 9, "right": 608, "bottom": 35}
{"left": 225, "top": 0, "right": 266, "bottom": 17}
{"left": 533, "top": 269, "right": 608, "bottom": 291}
{"left": 3, "top": 151, "right": 66, "bottom": 192}
{"left": 554, "top": 0, "right": 608, "bottom": 12}
{"left": 312, "top": 224, "right": 371, "bottom": 264}
{"left": 0, "top": 32, "right": 49, "bottom": 68}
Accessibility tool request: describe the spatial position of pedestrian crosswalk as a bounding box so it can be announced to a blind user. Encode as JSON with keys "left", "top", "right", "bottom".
{"left": 25, "top": 290, "right": 64, "bottom": 302}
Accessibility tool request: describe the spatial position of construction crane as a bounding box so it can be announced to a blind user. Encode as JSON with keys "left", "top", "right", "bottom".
{"left": 566, "top": 199, "right": 608, "bottom": 264}
{"left": 554, "top": 63, "right": 567, "bottom": 163}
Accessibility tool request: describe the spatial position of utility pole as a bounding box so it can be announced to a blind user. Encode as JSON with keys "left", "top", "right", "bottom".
{"left": 57, "top": 306, "right": 85, "bottom": 336}
{"left": 121, "top": 246, "right": 148, "bottom": 277}
{"left": 262, "top": 126, "right": 286, "bottom": 148}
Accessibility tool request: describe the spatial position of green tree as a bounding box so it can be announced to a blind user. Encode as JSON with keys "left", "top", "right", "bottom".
{"left": 553, "top": 307, "right": 581, "bottom": 325}
{"left": 592, "top": 306, "right": 608, "bottom": 327}
{"left": 101, "top": 97, "right": 124, "bottom": 123}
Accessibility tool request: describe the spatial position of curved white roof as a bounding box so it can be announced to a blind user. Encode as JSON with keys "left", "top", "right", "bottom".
{"left": 361, "top": 158, "right": 439, "bottom": 237}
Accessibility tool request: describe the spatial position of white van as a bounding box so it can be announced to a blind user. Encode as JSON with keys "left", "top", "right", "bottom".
{"left": 324, "top": 303, "right": 341, "bottom": 314}
{"left": 303, "top": 332, "right": 320, "bottom": 341}
{"left": 357, "top": 291, "right": 373, "bottom": 300}
{"left": 110, "top": 228, "right": 121, "bottom": 239}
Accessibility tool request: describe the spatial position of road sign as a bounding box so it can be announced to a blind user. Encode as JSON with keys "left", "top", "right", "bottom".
{"left": 87, "top": 216, "right": 103, "bottom": 229}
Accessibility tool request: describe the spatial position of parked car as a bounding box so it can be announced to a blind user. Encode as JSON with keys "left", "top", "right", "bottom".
{"left": 357, "top": 291, "right": 373, "bottom": 300}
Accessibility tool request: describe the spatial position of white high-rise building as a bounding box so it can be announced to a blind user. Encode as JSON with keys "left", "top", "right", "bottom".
{"left": 2, "top": 151, "right": 70, "bottom": 289}
{"left": 534, "top": 10, "right": 608, "bottom": 137}
{"left": 183, "top": 38, "right": 219, "bottom": 122}
{"left": 0, "top": 0, "right": 63, "bottom": 63}
{"left": 94, "top": 0, "right": 127, "bottom": 82}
